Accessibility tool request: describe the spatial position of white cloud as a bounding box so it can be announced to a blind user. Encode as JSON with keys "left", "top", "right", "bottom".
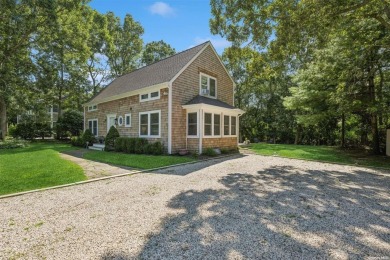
{"left": 194, "top": 37, "right": 231, "bottom": 49}
{"left": 149, "top": 2, "right": 175, "bottom": 17}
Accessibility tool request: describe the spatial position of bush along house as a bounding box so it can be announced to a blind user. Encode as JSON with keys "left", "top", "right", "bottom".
{"left": 84, "top": 41, "right": 244, "bottom": 154}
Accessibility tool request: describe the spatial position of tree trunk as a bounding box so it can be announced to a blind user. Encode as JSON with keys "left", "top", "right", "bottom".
{"left": 368, "top": 72, "right": 380, "bottom": 154}
{"left": 0, "top": 96, "right": 7, "bottom": 140}
{"left": 341, "top": 113, "right": 345, "bottom": 148}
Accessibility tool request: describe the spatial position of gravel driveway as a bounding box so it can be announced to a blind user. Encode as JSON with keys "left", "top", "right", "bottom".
{"left": 1, "top": 154, "right": 390, "bottom": 259}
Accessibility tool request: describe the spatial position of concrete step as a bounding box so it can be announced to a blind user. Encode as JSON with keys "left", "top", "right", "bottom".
{"left": 88, "top": 144, "right": 105, "bottom": 151}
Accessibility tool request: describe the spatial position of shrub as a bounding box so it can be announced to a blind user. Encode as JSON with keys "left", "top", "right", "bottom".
{"left": 8, "top": 124, "right": 17, "bottom": 138}
{"left": 0, "top": 138, "right": 28, "bottom": 149}
{"left": 114, "top": 137, "right": 157, "bottom": 154}
{"left": 71, "top": 136, "right": 85, "bottom": 147}
{"left": 114, "top": 137, "right": 126, "bottom": 152}
{"left": 125, "top": 138, "right": 136, "bottom": 153}
{"left": 56, "top": 110, "right": 83, "bottom": 138}
{"left": 134, "top": 138, "right": 148, "bottom": 154}
{"left": 203, "top": 147, "right": 218, "bottom": 157}
{"left": 82, "top": 129, "right": 95, "bottom": 146}
{"left": 105, "top": 126, "right": 120, "bottom": 151}
{"left": 14, "top": 122, "right": 35, "bottom": 140}
{"left": 35, "top": 122, "right": 52, "bottom": 139}
{"left": 146, "top": 141, "right": 164, "bottom": 155}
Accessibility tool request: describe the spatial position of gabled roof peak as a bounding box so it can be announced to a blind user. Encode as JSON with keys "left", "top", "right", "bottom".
{"left": 87, "top": 41, "right": 210, "bottom": 104}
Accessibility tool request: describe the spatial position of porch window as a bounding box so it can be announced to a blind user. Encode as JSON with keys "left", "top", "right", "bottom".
{"left": 214, "top": 114, "right": 221, "bottom": 135}
{"left": 224, "top": 115, "right": 230, "bottom": 135}
{"left": 231, "top": 116, "right": 237, "bottom": 135}
{"left": 188, "top": 112, "right": 197, "bottom": 136}
{"left": 139, "top": 110, "right": 160, "bottom": 137}
{"left": 223, "top": 115, "right": 237, "bottom": 136}
{"left": 204, "top": 113, "right": 212, "bottom": 136}
{"left": 88, "top": 119, "right": 98, "bottom": 136}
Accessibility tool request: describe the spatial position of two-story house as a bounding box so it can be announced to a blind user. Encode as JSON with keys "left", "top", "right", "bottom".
{"left": 84, "top": 41, "right": 244, "bottom": 154}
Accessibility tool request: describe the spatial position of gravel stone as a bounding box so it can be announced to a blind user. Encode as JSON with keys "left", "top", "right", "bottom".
{"left": 1, "top": 154, "right": 389, "bottom": 259}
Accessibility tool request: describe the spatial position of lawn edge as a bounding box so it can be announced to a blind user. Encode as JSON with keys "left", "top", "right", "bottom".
{"left": 0, "top": 153, "right": 239, "bottom": 200}
{"left": 242, "top": 148, "right": 390, "bottom": 173}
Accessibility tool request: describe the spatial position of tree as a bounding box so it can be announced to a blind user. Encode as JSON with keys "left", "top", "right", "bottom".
{"left": 56, "top": 110, "right": 83, "bottom": 137}
{"left": 141, "top": 40, "right": 176, "bottom": 66}
{"left": 104, "top": 12, "right": 144, "bottom": 78}
{"left": 210, "top": 0, "right": 390, "bottom": 153}
{"left": 86, "top": 10, "right": 111, "bottom": 96}
{"left": 0, "top": 0, "right": 55, "bottom": 139}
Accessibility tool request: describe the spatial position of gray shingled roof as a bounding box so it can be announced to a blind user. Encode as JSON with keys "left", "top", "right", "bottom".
{"left": 185, "top": 95, "right": 236, "bottom": 109}
{"left": 88, "top": 41, "right": 209, "bottom": 104}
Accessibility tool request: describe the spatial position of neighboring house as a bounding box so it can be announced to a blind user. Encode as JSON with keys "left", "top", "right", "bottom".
{"left": 84, "top": 41, "right": 244, "bottom": 154}
{"left": 17, "top": 105, "right": 59, "bottom": 129}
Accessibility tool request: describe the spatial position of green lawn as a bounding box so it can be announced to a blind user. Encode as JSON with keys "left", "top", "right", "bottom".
{"left": 83, "top": 150, "right": 195, "bottom": 169}
{"left": 0, "top": 142, "right": 86, "bottom": 196}
{"left": 248, "top": 143, "right": 390, "bottom": 169}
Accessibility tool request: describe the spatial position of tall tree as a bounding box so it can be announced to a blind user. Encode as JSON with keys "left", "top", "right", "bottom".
{"left": 141, "top": 40, "right": 176, "bottom": 66}
{"left": 0, "top": 0, "right": 59, "bottom": 139}
{"left": 210, "top": 0, "right": 390, "bottom": 153}
{"left": 104, "top": 12, "right": 144, "bottom": 78}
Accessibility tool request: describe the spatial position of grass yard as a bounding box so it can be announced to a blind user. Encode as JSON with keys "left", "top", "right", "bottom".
{"left": 0, "top": 142, "right": 86, "bottom": 196}
{"left": 83, "top": 150, "right": 195, "bottom": 169}
{"left": 248, "top": 143, "right": 390, "bottom": 169}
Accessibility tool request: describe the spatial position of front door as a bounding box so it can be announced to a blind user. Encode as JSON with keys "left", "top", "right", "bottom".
{"left": 107, "top": 114, "right": 116, "bottom": 132}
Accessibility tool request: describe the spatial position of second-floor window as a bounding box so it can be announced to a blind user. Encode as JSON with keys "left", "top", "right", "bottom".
{"left": 140, "top": 90, "right": 160, "bottom": 102}
{"left": 88, "top": 105, "right": 97, "bottom": 112}
{"left": 200, "top": 73, "right": 217, "bottom": 98}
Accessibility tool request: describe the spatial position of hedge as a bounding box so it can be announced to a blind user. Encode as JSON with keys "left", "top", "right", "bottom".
{"left": 114, "top": 137, "right": 163, "bottom": 155}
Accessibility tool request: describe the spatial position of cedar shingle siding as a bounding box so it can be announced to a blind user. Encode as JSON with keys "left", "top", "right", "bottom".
{"left": 171, "top": 45, "right": 235, "bottom": 153}
{"left": 84, "top": 42, "right": 240, "bottom": 154}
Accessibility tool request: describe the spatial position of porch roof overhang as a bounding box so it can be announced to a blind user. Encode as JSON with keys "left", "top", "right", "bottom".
{"left": 182, "top": 96, "right": 245, "bottom": 115}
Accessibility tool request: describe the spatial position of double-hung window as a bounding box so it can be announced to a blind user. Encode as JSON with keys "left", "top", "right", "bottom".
{"left": 88, "top": 119, "right": 98, "bottom": 136}
{"left": 223, "top": 115, "right": 237, "bottom": 136}
{"left": 188, "top": 112, "right": 198, "bottom": 136}
{"left": 125, "top": 113, "right": 132, "bottom": 127}
{"left": 139, "top": 110, "right": 160, "bottom": 137}
{"left": 203, "top": 112, "right": 221, "bottom": 137}
{"left": 224, "top": 115, "right": 230, "bottom": 136}
{"left": 200, "top": 73, "right": 217, "bottom": 98}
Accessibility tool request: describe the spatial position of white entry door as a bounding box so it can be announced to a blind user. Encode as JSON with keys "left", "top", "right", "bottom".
{"left": 107, "top": 114, "right": 116, "bottom": 132}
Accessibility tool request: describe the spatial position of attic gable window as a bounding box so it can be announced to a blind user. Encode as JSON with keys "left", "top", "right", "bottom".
{"left": 88, "top": 105, "right": 97, "bottom": 112}
{"left": 140, "top": 90, "right": 160, "bottom": 102}
{"left": 199, "top": 73, "right": 217, "bottom": 98}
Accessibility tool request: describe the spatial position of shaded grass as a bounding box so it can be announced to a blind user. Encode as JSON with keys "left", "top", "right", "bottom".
{"left": 83, "top": 150, "right": 195, "bottom": 169}
{"left": 248, "top": 143, "right": 390, "bottom": 170}
{"left": 0, "top": 142, "right": 86, "bottom": 196}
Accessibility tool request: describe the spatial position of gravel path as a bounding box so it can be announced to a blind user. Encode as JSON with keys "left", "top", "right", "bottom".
{"left": 59, "top": 151, "right": 139, "bottom": 179}
{"left": 1, "top": 154, "right": 389, "bottom": 259}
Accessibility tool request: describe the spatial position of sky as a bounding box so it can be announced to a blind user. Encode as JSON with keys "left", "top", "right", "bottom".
{"left": 89, "top": 0, "right": 230, "bottom": 54}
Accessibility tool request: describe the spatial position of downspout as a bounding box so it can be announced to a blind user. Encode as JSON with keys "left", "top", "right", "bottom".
{"left": 168, "top": 82, "right": 172, "bottom": 154}
{"left": 238, "top": 113, "right": 243, "bottom": 144}
{"left": 199, "top": 109, "right": 203, "bottom": 154}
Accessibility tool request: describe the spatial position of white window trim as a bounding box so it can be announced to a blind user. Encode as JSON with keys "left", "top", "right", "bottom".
{"left": 187, "top": 111, "right": 199, "bottom": 138}
{"left": 88, "top": 118, "right": 98, "bottom": 136}
{"left": 199, "top": 73, "right": 217, "bottom": 99}
{"left": 117, "top": 116, "right": 123, "bottom": 126}
{"left": 222, "top": 114, "right": 238, "bottom": 137}
{"left": 87, "top": 104, "right": 98, "bottom": 112}
{"left": 202, "top": 111, "right": 222, "bottom": 138}
{"left": 139, "top": 110, "right": 161, "bottom": 138}
{"left": 125, "top": 113, "right": 132, "bottom": 127}
{"left": 139, "top": 90, "right": 160, "bottom": 102}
